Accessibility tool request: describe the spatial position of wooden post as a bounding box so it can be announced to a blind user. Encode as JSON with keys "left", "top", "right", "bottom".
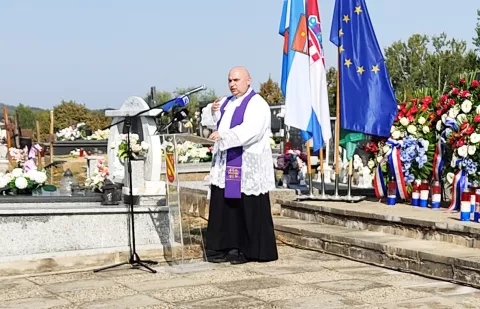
{"left": 3, "top": 108, "right": 12, "bottom": 165}
{"left": 49, "top": 111, "right": 54, "bottom": 184}
{"left": 13, "top": 113, "right": 20, "bottom": 149}
{"left": 36, "top": 120, "right": 42, "bottom": 169}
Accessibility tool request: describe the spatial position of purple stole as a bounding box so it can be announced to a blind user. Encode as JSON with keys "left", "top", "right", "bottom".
{"left": 217, "top": 90, "right": 256, "bottom": 199}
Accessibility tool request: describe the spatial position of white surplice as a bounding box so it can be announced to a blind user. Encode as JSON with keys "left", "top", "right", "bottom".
{"left": 201, "top": 87, "right": 275, "bottom": 196}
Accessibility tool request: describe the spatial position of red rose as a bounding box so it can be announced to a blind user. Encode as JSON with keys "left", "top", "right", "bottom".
{"left": 466, "top": 126, "right": 475, "bottom": 135}
{"left": 448, "top": 99, "right": 456, "bottom": 106}
{"left": 452, "top": 88, "right": 460, "bottom": 96}
{"left": 422, "top": 96, "right": 432, "bottom": 105}
{"left": 410, "top": 98, "right": 418, "bottom": 104}
{"left": 472, "top": 80, "right": 480, "bottom": 88}
{"left": 461, "top": 122, "right": 468, "bottom": 131}
{"left": 443, "top": 104, "right": 449, "bottom": 110}
{"left": 461, "top": 90, "right": 471, "bottom": 98}
{"left": 440, "top": 94, "right": 448, "bottom": 103}
{"left": 450, "top": 82, "right": 455, "bottom": 87}
{"left": 408, "top": 115, "right": 414, "bottom": 122}
{"left": 474, "top": 115, "right": 480, "bottom": 123}
{"left": 436, "top": 110, "right": 443, "bottom": 116}
{"left": 457, "top": 139, "right": 465, "bottom": 147}
{"left": 429, "top": 113, "right": 436, "bottom": 120}
{"left": 460, "top": 78, "right": 466, "bottom": 85}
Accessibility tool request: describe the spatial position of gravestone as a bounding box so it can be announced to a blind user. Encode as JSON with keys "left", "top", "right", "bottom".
{"left": 105, "top": 97, "right": 165, "bottom": 200}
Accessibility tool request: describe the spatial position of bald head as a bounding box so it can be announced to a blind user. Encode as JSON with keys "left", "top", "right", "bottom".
{"left": 228, "top": 66, "right": 251, "bottom": 97}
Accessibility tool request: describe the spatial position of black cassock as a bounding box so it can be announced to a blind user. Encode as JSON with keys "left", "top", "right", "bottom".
{"left": 205, "top": 185, "right": 278, "bottom": 262}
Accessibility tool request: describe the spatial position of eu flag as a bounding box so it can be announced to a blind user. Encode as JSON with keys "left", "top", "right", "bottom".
{"left": 329, "top": 0, "right": 397, "bottom": 138}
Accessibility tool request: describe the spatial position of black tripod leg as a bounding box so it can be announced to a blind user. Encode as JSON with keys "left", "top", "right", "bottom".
{"left": 134, "top": 261, "right": 157, "bottom": 273}
{"left": 93, "top": 261, "right": 129, "bottom": 273}
{"left": 141, "top": 260, "right": 159, "bottom": 265}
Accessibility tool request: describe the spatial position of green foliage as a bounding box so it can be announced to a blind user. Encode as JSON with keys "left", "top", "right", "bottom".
{"left": 384, "top": 32, "right": 480, "bottom": 96}
{"left": 326, "top": 67, "right": 337, "bottom": 114}
{"left": 53, "top": 100, "right": 89, "bottom": 132}
{"left": 259, "top": 76, "right": 284, "bottom": 105}
{"left": 474, "top": 9, "right": 480, "bottom": 52}
{"left": 16, "top": 104, "right": 36, "bottom": 129}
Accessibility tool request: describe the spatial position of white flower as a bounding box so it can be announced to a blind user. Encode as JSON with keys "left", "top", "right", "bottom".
{"left": 382, "top": 145, "right": 390, "bottom": 153}
{"left": 407, "top": 125, "right": 417, "bottom": 134}
{"left": 14, "top": 176, "right": 28, "bottom": 189}
{"left": 0, "top": 175, "right": 9, "bottom": 188}
{"left": 476, "top": 105, "right": 480, "bottom": 115}
{"left": 457, "top": 113, "right": 467, "bottom": 123}
{"left": 376, "top": 156, "right": 383, "bottom": 163}
{"left": 33, "top": 171, "right": 47, "bottom": 184}
{"left": 418, "top": 117, "right": 426, "bottom": 125}
{"left": 441, "top": 114, "right": 448, "bottom": 124}
{"left": 436, "top": 120, "right": 442, "bottom": 132}
{"left": 457, "top": 145, "right": 468, "bottom": 158}
{"left": 11, "top": 168, "right": 23, "bottom": 178}
{"left": 448, "top": 106, "right": 460, "bottom": 118}
{"left": 462, "top": 100, "right": 473, "bottom": 113}
{"left": 446, "top": 172, "right": 454, "bottom": 184}
{"left": 391, "top": 131, "right": 401, "bottom": 139}
{"left": 471, "top": 133, "right": 480, "bottom": 144}
{"left": 400, "top": 117, "right": 409, "bottom": 126}
{"left": 422, "top": 126, "right": 430, "bottom": 134}
{"left": 132, "top": 144, "right": 142, "bottom": 153}
{"left": 367, "top": 160, "right": 375, "bottom": 169}
{"left": 469, "top": 145, "right": 477, "bottom": 156}
{"left": 140, "top": 141, "right": 149, "bottom": 150}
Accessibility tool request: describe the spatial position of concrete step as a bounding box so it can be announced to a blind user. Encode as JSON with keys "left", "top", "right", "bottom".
{"left": 278, "top": 199, "right": 480, "bottom": 249}
{"left": 273, "top": 216, "right": 480, "bottom": 288}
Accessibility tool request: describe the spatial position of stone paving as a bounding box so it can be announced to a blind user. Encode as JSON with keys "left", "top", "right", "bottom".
{"left": 2, "top": 245, "right": 480, "bottom": 309}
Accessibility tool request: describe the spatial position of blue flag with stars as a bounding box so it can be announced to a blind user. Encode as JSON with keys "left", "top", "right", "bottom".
{"left": 330, "top": 0, "right": 397, "bottom": 138}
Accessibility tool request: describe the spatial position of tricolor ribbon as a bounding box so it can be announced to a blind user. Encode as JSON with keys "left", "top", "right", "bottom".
{"left": 448, "top": 169, "right": 467, "bottom": 211}
{"left": 433, "top": 119, "right": 455, "bottom": 184}
{"left": 387, "top": 139, "right": 408, "bottom": 200}
{"left": 373, "top": 163, "right": 386, "bottom": 198}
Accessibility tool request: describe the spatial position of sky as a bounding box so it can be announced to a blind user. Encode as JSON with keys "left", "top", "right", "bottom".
{"left": 0, "top": 0, "right": 479, "bottom": 110}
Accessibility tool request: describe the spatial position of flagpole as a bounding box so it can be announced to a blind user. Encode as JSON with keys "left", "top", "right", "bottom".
{"left": 306, "top": 140, "right": 314, "bottom": 197}
{"left": 334, "top": 47, "right": 341, "bottom": 198}
{"left": 320, "top": 147, "right": 326, "bottom": 197}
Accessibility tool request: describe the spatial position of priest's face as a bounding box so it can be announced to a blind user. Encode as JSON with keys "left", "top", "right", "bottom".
{"left": 228, "top": 67, "right": 251, "bottom": 97}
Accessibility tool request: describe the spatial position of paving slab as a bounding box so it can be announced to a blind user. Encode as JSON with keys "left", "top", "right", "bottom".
{"left": 274, "top": 216, "right": 480, "bottom": 287}
{"left": 0, "top": 244, "right": 479, "bottom": 308}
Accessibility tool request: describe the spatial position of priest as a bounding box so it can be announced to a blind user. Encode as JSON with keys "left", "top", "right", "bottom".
{"left": 201, "top": 66, "right": 278, "bottom": 265}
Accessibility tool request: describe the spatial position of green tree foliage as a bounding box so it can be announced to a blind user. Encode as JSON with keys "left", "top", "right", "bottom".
{"left": 52, "top": 100, "right": 89, "bottom": 132}
{"left": 473, "top": 9, "right": 480, "bottom": 53}
{"left": 326, "top": 67, "right": 337, "bottom": 114}
{"left": 384, "top": 33, "right": 480, "bottom": 98}
{"left": 16, "top": 104, "right": 36, "bottom": 129}
{"left": 259, "top": 76, "right": 284, "bottom": 105}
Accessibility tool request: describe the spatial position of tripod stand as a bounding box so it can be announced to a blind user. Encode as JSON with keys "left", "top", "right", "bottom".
{"left": 93, "top": 85, "right": 206, "bottom": 274}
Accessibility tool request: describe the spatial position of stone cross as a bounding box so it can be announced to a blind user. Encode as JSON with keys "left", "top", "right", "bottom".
{"left": 105, "top": 96, "right": 162, "bottom": 187}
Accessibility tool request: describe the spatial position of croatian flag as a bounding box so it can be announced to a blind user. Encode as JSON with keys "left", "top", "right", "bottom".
{"left": 279, "top": 0, "right": 332, "bottom": 152}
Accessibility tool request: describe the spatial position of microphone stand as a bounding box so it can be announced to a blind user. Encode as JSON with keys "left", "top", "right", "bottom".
{"left": 93, "top": 85, "right": 205, "bottom": 274}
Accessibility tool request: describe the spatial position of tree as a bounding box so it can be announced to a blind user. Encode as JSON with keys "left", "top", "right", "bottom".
{"left": 52, "top": 100, "right": 89, "bottom": 132}
{"left": 474, "top": 9, "right": 480, "bottom": 53}
{"left": 326, "top": 67, "right": 337, "bottom": 114}
{"left": 16, "top": 103, "right": 36, "bottom": 129}
{"left": 259, "top": 76, "right": 284, "bottom": 105}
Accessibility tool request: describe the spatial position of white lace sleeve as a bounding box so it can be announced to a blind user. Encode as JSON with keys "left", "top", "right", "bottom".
{"left": 200, "top": 103, "right": 220, "bottom": 130}
{"left": 218, "top": 98, "right": 269, "bottom": 151}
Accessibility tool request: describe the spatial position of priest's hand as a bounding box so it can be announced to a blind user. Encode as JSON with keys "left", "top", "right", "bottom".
{"left": 209, "top": 131, "right": 222, "bottom": 141}
{"left": 211, "top": 98, "right": 222, "bottom": 113}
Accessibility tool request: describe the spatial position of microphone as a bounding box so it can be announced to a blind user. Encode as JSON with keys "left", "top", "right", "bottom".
{"left": 160, "top": 109, "right": 190, "bottom": 132}
{"left": 159, "top": 85, "right": 206, "bottom": 112}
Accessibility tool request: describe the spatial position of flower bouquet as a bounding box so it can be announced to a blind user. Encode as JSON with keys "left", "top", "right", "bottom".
{"left": 433, "top": 75, "right": 480, "bottom": 209}
{"left": 116, "top": 134, "right": 149, "bottom": 162}
{"left": 55, "top": 122, "right": 87, "bottom": 141}
{"left": 0, "top": 168, "right": 48, "bottom": 195}
{"left": 275, "top": 150, "right": 308, "bottom": 186}
{"left": 161, "top": 140, "right": 212, "bottom": 163}
{"left": 367, "top": 94, "right": 437, "bottom": 198}
{"left": 86, "top": 128, "right": 110, "bottom": 140}
{"left": 85, "top": 159, "right": 109, "bottom": 192}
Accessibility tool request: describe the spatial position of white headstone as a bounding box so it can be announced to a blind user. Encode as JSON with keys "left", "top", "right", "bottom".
{"left": 105, "top": 96, "right": 163, "bottom": 185}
